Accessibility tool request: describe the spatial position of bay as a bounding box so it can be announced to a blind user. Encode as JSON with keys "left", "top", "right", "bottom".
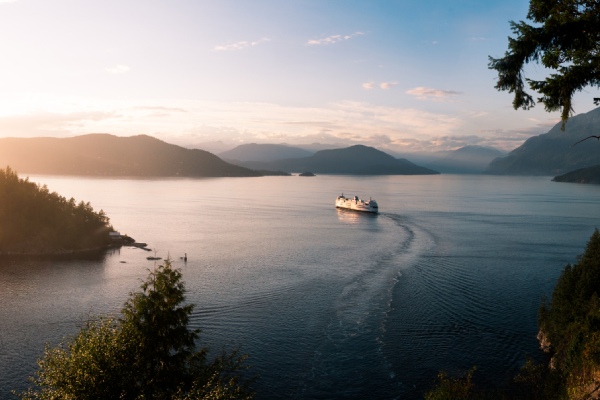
{"left": 1, "top": 174, "right": 599, "bottom": 399}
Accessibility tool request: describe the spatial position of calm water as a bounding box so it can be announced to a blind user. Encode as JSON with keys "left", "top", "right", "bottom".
{"left": 1, "top": 174, "right": 599, "bottom": 399}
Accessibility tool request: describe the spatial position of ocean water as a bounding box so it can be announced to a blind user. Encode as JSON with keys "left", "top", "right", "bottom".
{"left": 1, "top": 174, "right": 599, "bottom": 399}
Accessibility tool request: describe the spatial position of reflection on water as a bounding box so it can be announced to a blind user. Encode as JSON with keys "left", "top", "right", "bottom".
{"left": 335, "top": 208, "right": 379, "bottom": 224}
{"left": 2, "top": 174, "right": 600, "bottom": 400}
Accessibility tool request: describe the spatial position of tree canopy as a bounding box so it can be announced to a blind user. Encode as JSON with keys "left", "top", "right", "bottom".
{"left": 537, "top": 229, "right": 600, "bottom": 398}
{"left": 489, "top": 0, "right": 600, "bottom": 126}
{"left": 18, "top": 260, "right": 253, "bottom": 400}
{"left": 425, "top": 230, "right": 600, "bottom": 399}
{"left": 0, "top": 166, "right": 113, "bottom": 254}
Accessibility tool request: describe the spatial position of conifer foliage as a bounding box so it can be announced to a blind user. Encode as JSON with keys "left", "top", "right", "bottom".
{"left": 0, "top": 166, "right": 112, "bottom": 254}
{"left": 489, "top": 0, "right": 600, "bottom": 126}
{"left": 18, "top": 260, "right": 253, "bottom": 400}
{"left": 537, "top": 229, "right": 600, "bottom": 397}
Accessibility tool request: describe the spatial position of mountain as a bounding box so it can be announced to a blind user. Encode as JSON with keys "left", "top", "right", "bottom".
{"left": 485, "top": 107, "right": 600, "bottom": 175}
{"left": 552, "top": 164, "right": 600, "bottom": 184}
{"left": 219, "top": 143, "right": 314, "bottom": 162}
{"left": 425, "top": 146, "right": 504, "bottom": 173}
{"left": 186, "top": 140, "right": 233, "bottom": 154}
{"left": 0, "top": 134, "right": 261, "bottom": 177}
{"left": 232, "top": 145, "right": 439, "bottom": 175}
{"left": 291, "top": 142, "right": 345, "bottom": 152}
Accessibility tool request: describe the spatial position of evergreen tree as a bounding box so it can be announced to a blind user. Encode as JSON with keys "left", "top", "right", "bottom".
{"left": 489, "top": 0, "right": 600, "bottom": 126}
{"left": 0, "top": 166, "right": 113, "bottom": 254}
{"left": 537, "top": 228, "right": 600, "bottom": 397}
{"left": 424, "top": 368, "right": 481, "bottom": 400}
{"left": 18, "top": 260, "right": 253, "bottom": 400}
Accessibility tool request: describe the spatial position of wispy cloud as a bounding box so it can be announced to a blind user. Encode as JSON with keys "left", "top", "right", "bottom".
{"left": 0, "top": 111, "right": 117, "bottom": 137}
{"left": 406, "top": 86, "right": 463, "bottom": 102}
{"left": 380, "top": 81, "right": 399, "bottom": 90}
{"left": 361, "top": 81, "right": 399, "bottom": 90}
{"left": 307, "top": 31, "right": 364, "bottom": 46}
{"left": 213, "top": 38, "right": 270, "bottom": 51}
{"left": 106, "top": 65, "right": 131, "bottom": 74}
{"left": 362, "top": 82, "right": 375, "bottom": 90}
{"left": 133, "top": 106, "right": 188, "bottom": 113}
{"left": 0, "top": 94, "right": 541, "bottom": 153}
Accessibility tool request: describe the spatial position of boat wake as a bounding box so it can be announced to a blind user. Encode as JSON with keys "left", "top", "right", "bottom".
{"left": 295, "top": 212, "right": 435, "bottom": 399}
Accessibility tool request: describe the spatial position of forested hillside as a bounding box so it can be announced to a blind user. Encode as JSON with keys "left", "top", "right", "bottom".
{"left": 235, "top": 145, "right": 439, "bottom": 175}
{"left": 426, "top": 230, "right": 600, "bottom": 399}
{"left": 0, "top": 166, "right": 113, "bottom": 255}
{"left": 485, "top": 107, "right": 600, "bottom": 176}
{"left": 536, "top": 229, "right": 600, "bottom": 399}
{"left": 552, "top": 165, "right": 600, "bottom": 184}
{"left": 0, "top": 134, "right": 261, "bottom": 177}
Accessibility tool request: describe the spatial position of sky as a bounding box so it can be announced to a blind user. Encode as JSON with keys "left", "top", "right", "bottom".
{"left": 0, "top": 0, "right": 598, "bottom": 154}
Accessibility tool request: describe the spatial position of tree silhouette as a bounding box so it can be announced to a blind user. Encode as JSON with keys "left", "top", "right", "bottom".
{"left": 18, "top": 260, "right": 253, "bottom": 400}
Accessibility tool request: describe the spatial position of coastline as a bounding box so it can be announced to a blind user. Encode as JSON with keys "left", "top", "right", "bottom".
{"left": 0, "top": 244, "right": 121, "bottom": 260}
{"left": 0, "top": 236, "right": 144, "bottom": 260}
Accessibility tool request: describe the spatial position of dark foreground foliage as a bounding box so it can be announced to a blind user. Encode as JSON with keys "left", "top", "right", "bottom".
{"left": 17, "top": 260, "right": 253, "bottom": 400}
{"left": 426, "top": 229, "right": 600, "bottom": 399}
{"left": 424, "top": 368, "right": 483, "bottom": 400}
{"left": 489, "top": 0, "right": 600, "bottom": 126}
{"left": 0, "top": 166, "right": 112, "bottom": 254}
{"left": 537, "top": 228, "right": 600, "bottom": 398}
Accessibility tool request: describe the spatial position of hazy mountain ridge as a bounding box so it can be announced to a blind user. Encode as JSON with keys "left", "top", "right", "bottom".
{"left": 203, "top": 141, "right": 504, "bottom": 174}
{"left": 0, "top": 134, "right": 261, "bottom": 177}
{"left": 231, "top": 145, "right": 439, "bottom": 175}
{"left": 219, "top": 143, "right": 314, "bottom": 162}
{"left": 486, "top": 107, "right": 600, "bottom": 175}
{"left": 425, "top": 145, "right": 505, "bottom": 173}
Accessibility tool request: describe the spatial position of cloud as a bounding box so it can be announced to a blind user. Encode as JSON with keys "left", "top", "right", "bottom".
{"left": 406, "top": 86, "right": 463, "bottom": 102}
{"left": 380, "top": 81, "right": 399, "bottom": 90}
{"left": 106, "top": 65, "right": 131, "bottom": 74}
{"left": 0, "top": 94, "right": 547, "bottom": 154}
{"left": 0, "top": 111, "right": 117, "bottom": 137}
{"left": 307, "top": 31, "right": 364, "bottom": 46}
{"left": 362, "top": 82, "right": 374, "bottom": 90}
{"left": 213, "top": 38, "right": 270, "bottom": 51}
{"left": 361, "top": 81, "right": 399, "bottom": 90}
{"left": 132, "top": 106, "right": 188, "bottom": 117}
{"left": 0, "top": 0, "right": 19, "bottom": 3}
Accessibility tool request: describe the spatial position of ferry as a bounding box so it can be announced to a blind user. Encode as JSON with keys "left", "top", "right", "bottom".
{"left": 335, "top": 194, "right": 379, "bottom": 214}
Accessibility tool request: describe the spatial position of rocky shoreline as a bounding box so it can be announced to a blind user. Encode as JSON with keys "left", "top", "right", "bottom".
{"left": 0, "top": 235, "right": 148, "bottom": 260}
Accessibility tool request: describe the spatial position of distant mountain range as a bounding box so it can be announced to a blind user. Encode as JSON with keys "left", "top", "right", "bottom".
{"left": 486, "top": 107, "right": 600, "bottom": 175}
{"left": 424, "top": 146, "right": 505, "bottom": 174}
{"left": 222, "top": 143, "right": 502, "bottom": 174}
{"left": 0, "top": 135, "right": 440, "bottom": 177}
{"left": 220, "top": 143, "right": 313, "bottom": 162}
{"left": 0, "top": 134, "right": 261, "bottom": 177}
{"left": 230, "top": 145, "right": 439, "bottom": 175}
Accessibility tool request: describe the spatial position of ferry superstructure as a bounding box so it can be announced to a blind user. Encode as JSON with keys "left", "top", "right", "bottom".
{"left": 335, "top": 194, "right": 379, "bottom": 214}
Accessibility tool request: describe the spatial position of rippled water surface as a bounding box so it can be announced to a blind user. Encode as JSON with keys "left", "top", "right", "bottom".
{"left": 1, "top": 174, "right": 599, "bottom": 399}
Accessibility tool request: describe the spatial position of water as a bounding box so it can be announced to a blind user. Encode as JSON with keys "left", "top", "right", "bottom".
{"left": 1, "top": 174, "right": 599, "bottom": 399}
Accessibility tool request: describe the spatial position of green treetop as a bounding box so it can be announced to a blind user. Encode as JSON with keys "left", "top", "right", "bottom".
{"left": 489, "top": 0, "right": 600, "bottom": 127}
{"left": 0, "top": 166, "right": 113, "bottom": 254}
{"left": 18, "top": 260, "right": 253, "bottom": 400}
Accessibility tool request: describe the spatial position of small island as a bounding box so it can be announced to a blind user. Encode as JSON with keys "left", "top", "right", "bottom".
{"left": 299, "top": 171, "right": 316, "bottom": 177}
{"left": 0, "top": 166, "right": 122, "bottom": 257}
{"left": 552, "top": 164, "right": 600, "bottom": 184}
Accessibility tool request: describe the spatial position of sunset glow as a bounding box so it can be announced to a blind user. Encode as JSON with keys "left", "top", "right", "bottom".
{"left": 1, "top": 0, "right": 598, "bottom": 153}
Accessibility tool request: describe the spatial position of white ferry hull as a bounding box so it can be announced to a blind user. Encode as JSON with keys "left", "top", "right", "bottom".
{"left": 335, "top": 194, "right": 379, "bottom": 214}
